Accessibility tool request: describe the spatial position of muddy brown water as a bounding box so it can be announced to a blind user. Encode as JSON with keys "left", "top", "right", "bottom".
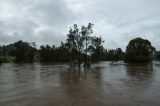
{"left": 0, "top": 61, "right": 160, "bottom": 106}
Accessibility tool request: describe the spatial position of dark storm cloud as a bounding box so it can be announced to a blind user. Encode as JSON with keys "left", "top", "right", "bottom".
{"left": 0, "top": 0, "right": 160, "bottom": 50}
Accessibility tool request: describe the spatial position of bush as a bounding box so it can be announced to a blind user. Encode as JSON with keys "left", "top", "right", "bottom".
{"left": 0, "top": 56, "right": 15, "bottom": 63}
{"left": 125, "top": 37, "right": 155, "bottom": 63}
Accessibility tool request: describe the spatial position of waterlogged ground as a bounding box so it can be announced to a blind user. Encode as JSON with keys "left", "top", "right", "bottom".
{"left": 0, "top": 61, "right": 160, "bottom": 106}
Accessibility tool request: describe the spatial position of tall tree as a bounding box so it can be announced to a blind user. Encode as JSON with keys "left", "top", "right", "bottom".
{"left": 66, "top": 24, "right": 85, "bottom": 67}
{"left": 66, "top": 23, "right": 94, "bottom": 67}
{"left": 81, "top": 23, "right": 94, "bottom": 66}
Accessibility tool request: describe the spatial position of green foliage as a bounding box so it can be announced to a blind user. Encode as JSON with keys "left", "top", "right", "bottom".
{"left": 89, "top": 36, "right": 104, "bottom": 61}
{"left": 66, "top": 24, "right": 84, "bottom": 66}
{"left": 1, "top": 24, "right": 158, "bottom": 65}
{"left": 66, "top": 23, "right": 95, "bottom": 67}
{"left": 0, "top": 41, "right": 37, "bottom": 63}
{"left": 14, "top": 40, "right": 37, "bottom": 63}
{"left": 40, "top": 43, "right": 70, "bottom": 62}
{"left": 101, "top": 48, "right": 124, "bottom": 61}
{"left": 0, "top": 56, "right": 15, "bottom": 63}
{"left": 125, "top": 37, "right": 155, "bottom": 63}
{"left": 39, "top": 23, "right": 105, "bottom": 67}
{"left": 154, "top": 51, "right": 160, "bottom": 60}
{"left": 81, "top": 23, "right": 94, "bottom": 65}
{"left": 0, "top": 45, "right": 15, "bottom": 56}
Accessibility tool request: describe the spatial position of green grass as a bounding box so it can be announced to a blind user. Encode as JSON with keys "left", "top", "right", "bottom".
{"left": 0, "top": 56, "right": 15, "bottom": 63}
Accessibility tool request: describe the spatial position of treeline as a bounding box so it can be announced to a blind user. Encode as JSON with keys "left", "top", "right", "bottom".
{"left": 0, "top": 38, "right": 159, "bottom": 64}
{"left": 39, "top": 44, "right": 125, "bottom": 62}
{"left": 0, "top": 23, "right": 160, "bottom": 65}
{"left": 0, "top": 41, "right": 37, "bottom": 63}
{"left": 0, "top": 39, "right": 159, "bottom": 64}
{"left": 100, "top": 48, "right": 125, "bottom": 61}
{"left": 0, "top": 41, "right": 125, "bottom": 64}
{"left": 39, "top": 23, "right": 125, "bottom": 67}
{"left": 40, "top": 42, "right": 70, "bottom": 62}
{"left": 0, "top": 23, "right": 124, "bottom": 65}
{"left": 154, "top": 51, "right": 160, "bottom": 60}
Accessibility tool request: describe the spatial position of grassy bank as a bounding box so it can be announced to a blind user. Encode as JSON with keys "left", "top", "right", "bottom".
{"left": 0, "top": 56, "right": 15, "bottom": 63}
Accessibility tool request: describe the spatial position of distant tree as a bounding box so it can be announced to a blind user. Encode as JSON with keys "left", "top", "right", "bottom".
{"left": 66, "top": 23, "right": 95, "bottom": 67}
{"left": 100, "top": 48, "right": 124, "bottom": 61}
{"left": 40, "top": 45, "right": 52, "bottom": 62}
{"left": 156, "top": 51, "right": 160, "bottom": 60}
{"left": 66, "top": 24, "right": 85, "bottom": 67}
{"left": 154, "top": 51, "right": 160, "bottom": 60}
{"left": 14, "top": 40, "right": 36, "bottom": 63}
{"left": 39, "top": 43, "right": 70, "bottom": 62}
{"left": 89, "top": 36, "right": 104, "bottom": 62}
{"left": 0, "top": 46, "right": 2, "bottom": 64}
{"left": 58, "top": 42, "right": 70, "bottom": 62}
{"left": 81, "top": 23, "right": 94, "bottom": 66}
{"left": 115, "top": 48, "right": 124, "bottom": 60}
{"left": 0, "top": 46, "right": 2, "bottom": 56}
{"left": 125, "top": 37, "right": 155, "bottom": 63}
{"left": 2, "top": 46, "right": 7, "bottom": 56}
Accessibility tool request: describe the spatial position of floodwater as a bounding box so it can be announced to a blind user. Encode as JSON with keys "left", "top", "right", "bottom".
{"left": 0, "top": 61, "right": 160, "bottom": 106}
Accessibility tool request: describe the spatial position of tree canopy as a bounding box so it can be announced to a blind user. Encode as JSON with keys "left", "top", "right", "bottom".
{"left": 14, "top": 41, "right": 37, "bottom": 63}
{"left": 65, "top": 23, "right": 104, "bottom": 67}
{"left": 125, "top": 37, "right": 155, "bottom": 63}
{"left": 154, "top": 51, "right": 160, "bottom": 60}
{"left": 0, "top": 24, "right": 159, "bottom": 65}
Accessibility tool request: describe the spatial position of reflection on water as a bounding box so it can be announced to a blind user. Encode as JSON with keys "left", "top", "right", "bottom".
{"left": 60, "top": 68, "right": 81, "bottom": 85}
{"left": 0, "top": 61, "right": 160, "bottom": 106}
{"left": 126, "top": 63, "right": 153, "bottom": 80}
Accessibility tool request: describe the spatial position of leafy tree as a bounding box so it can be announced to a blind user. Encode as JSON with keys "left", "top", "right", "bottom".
{"left": 39, "top": 43, "right": 70, "bottom": 62}
{"left": 114, "top": 48, "right": 124, "bottom": 60}
{"left": 81, "top": 23, "right": 94, "bottom": 65}
{"left": 154, "top": 51, "right": 160, "bottom": 60}
{"left": 65, "top": 23, "right": 95, "bottom": 67}
{"left": 57, "top": 42, "right": 70, "bottom": 62}
{"left": 89, "top": 36, "right": 104, "bottom": 61}
{"left": 14, "top": 40, "right": 36, "bottom": 63}
{"left": 0, "top": 46, "right": 2, "bottom": 56}
{"left": 40, "top": 45, "right": 53, "bottom": 62}
{"left": 125, "top": 37, "right": 155, "bottom": 62}
{"left": 100, "top": 48, "right": 124, "bottom": 61}
{"left": 0, "top": 46, "right": 2, "bottom": 64}
{"left": 66, "top": 24, "right": 85, "bottom": 67}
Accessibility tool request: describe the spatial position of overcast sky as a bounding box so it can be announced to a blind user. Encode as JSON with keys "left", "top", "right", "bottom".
{"left": 0, "top": 0, "right": 160, "bottom": 51}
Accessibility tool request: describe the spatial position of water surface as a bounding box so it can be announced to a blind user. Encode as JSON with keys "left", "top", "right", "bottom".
{"left": 0, "top": 61, "right": 160, "bottom": 106}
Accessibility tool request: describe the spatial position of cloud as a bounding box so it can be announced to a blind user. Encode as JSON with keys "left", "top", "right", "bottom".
{"left": 0, "top": 0, "right": 74, "bottom": 46}
{"left": 0, "top": 0, "right": 160, "bottom": 50}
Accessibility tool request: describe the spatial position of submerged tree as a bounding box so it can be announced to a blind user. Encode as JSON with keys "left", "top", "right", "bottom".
{"left": 154, "top": 51, "right": 160, "bottom": 60}
{"left": 39, "top": 23, "right": 104, "bottom": 67}
{"left": 14, "top": 40, "right": 36, "bottom": 63}
{"left": 98, "top": 48, "right": 124, "bottom": 61}
{"left": 125, "top": 37, "right": 155, "bottom": 63}
{"left": 39, "top": 42, "right": 70, "bottom": 62}
{"left": 89, "top": 36, "right": 104, "bottom": 62}
{"left": 40, "top": 45, "right": 53, "bottom": 62}
{"left": 81, "top": 23, "right": 94, "bottom": 66}
{"left": 66, "top": 24, "right": 85, "bottom": 67}
{"left": 66, "top": 23, "right": 97, "bottom": 67}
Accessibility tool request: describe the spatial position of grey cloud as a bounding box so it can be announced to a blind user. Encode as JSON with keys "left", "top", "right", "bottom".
{"left": 29, "top": 0, "right": 74, "bottom": 26}
{"left": 0, "top": 0, "right": 160, "bottom": 51}
{"left": 0, "top": 0, "right": 74, "bottom": 47}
